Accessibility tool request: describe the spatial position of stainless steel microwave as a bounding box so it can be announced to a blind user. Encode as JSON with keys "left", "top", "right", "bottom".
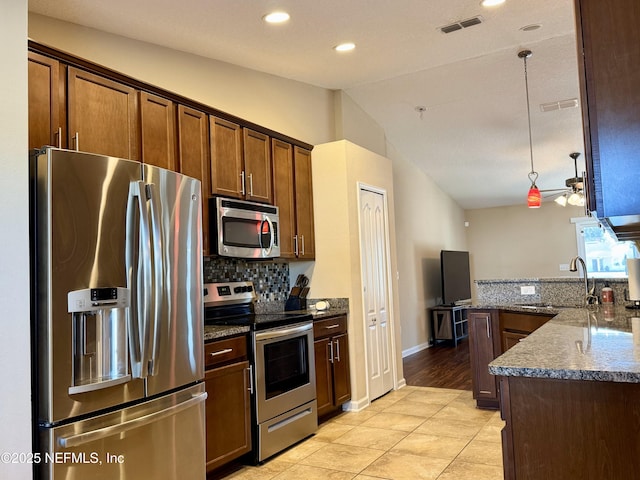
{"left": 210, "top": 197, "right": 280, "bottom": 259}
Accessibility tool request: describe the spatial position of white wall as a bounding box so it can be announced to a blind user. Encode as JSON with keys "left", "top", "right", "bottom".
{"left": 465, "top": 203, "right": 581, "bottom": 285}
{"left": 28, "top": 14, "right": 335, "bottom": 147}
{"left": 333, "top": 91, "right": 387, "bottom": 157}
{"left": 388, "top": 143, "right": 468, "bottom": 356}
{"left": 1, "top": 1, "right": 32, "bottom": 479}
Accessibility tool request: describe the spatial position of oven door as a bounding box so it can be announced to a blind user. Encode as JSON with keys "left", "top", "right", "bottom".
{"left": 253, "top": 322, "right": 316, "bottom": 423}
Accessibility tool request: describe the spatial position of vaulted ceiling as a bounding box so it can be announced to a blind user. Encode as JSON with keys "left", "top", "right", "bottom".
{"left": 29, "top": 0, "right": 585, "bottom": 209}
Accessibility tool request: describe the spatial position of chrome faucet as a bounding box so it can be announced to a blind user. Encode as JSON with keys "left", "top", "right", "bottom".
{"left": 569, "top": 256, "right": 598, "bottom": 306}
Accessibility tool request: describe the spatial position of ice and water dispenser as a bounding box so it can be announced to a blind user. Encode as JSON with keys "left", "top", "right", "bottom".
{"left": 67, "top": 287, "right": 131, "bottom": 394}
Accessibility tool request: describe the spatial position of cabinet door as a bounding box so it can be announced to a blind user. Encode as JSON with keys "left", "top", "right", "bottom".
{"left": 140, "top": 92, "right": 176, "bottom": 170}
{"left": 468, "top": 310, "right": 500, "bottom": 408}
{"left": 177, "top": 105, "right": 210, "bottom": 255}
{"left": 210, "top": 116, "right": 243, "bottom": 199}
{"left": 243, "top": 129, "right": 273, "bottom": 203}
{"left": 332, "top": 333, "right": 351, "bottom": 407}
{"left": 272, "top": 139, "right": 296, "bottom": 258}
{"left": 28, "top": 52, "right": 63, "bottom": 150}
{"left": 314, "top": 338, "right": 333, "bottom": 418}
{"left": 294, "top": 147, "right": 315, "bottom": 259}
{"left": 576, "top": 0, "right": 640, "bottom": 218}
{"left": 502, "top": 331, "right": 526, "bottom": 352}
{"left": 67, "top": 67, "right": 139, "bottom": 160}
{"left": 204, "top": 361, "right": 251, "bottom": 472}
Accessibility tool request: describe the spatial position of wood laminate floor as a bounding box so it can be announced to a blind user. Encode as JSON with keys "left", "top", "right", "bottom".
{"left": 402, "top": 339, "right": 472, "bottom": 391}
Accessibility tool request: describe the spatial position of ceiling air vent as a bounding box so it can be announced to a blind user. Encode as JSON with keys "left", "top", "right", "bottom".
{"left": 439, "top": 16, "right": 483, "bottom": 34}
{"left": 540, "top": 98, "right": 579, "bottom": 112}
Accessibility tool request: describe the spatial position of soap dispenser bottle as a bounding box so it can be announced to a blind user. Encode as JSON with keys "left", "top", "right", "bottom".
{"left": 601, "top": 283, "right": 614, "bottom": 304}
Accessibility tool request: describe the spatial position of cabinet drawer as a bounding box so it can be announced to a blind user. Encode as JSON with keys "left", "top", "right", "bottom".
{"left": 205, "top": 335, "right": 247, "bottom": 369}
{"left": 313, "top": 315, "right": 347, "bottom": 339}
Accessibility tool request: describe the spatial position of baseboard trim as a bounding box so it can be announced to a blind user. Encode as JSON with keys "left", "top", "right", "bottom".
{"left": 342, "top": 396, "right": 370, "bottom": 412}
{"left": 402, "top": 341, "right": 430, "bottom": 358}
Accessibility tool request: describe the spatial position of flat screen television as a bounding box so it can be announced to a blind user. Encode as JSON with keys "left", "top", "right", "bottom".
{"left": 440, "top": 250, "right": 472, "bottom": 306}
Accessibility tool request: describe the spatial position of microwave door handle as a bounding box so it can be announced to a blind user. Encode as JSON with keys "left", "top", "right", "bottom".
{"left": 145, "top": 183, "right": 164, "bottom": 376}
{"left": 262, "top": 216, "right": 275, "bottom": 255}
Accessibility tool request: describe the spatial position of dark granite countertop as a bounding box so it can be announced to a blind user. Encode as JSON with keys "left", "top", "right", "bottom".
{"left": 204, "top": 324, "right": 249, "bottom": 342}
{"left": 489, "top": 304, "right": 640, "bottom": 383}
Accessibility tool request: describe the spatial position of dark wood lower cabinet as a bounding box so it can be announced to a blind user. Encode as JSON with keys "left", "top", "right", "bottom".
{"left": 313, "top": 316, "right": 351, "bottom": 420}
{"left": 500, "top": 375, "right": 640, "bottom": 480}
{"left": 204, "top": 336, "right": 251, "bottom": 473}
{"left": 468, "top": 310, "right": 500, "bottom": 409}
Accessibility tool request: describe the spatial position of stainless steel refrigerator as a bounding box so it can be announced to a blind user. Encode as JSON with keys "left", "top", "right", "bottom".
{"left": 30, "top": 147, "right": 206, "bottom": 479}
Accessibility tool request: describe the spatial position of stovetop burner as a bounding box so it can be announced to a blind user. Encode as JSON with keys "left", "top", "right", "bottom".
{"left": 204, "top": 281, "right": 312, "bottom": 331}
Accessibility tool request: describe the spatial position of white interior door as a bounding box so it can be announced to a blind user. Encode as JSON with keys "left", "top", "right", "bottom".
{"left": 359, "top": 187, "right": 394, "bottom": 401}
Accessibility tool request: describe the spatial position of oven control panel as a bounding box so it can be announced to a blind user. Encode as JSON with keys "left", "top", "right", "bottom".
{"left": 204, "top": 281, "right": 256, "bottom": 307}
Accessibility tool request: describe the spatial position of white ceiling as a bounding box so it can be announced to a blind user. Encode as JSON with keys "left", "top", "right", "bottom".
{"left": 28, "top": 0, "right": 586, "bottom": 210}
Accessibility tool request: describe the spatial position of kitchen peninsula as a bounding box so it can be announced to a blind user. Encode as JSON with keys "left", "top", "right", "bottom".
{"left": 489, "top": 305, "right": 640, "bottom": 480}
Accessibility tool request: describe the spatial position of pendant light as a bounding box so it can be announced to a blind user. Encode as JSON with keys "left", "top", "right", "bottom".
{"left": 519, "top": 49, "right": 541, "bottom": 208}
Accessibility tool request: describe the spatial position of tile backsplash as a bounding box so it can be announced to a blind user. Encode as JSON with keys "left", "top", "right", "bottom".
{"left": 203, "top": 257, "right": 290, "bottom": 303}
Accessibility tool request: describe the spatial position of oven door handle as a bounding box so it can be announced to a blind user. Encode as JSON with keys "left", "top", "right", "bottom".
{"left": 255, "top": 322, "right": 312, "bottom": 341}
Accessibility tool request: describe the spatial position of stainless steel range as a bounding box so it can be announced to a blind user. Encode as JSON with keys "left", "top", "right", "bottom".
{"left": 204, "top": 281, "right": 317, "bottom": 463}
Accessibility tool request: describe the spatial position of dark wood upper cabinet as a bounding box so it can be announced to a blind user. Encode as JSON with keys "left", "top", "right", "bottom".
{"left": 140, "top": 92, "right": 176, "bottom": 170}
{"left": 177, "top": 105, "right": 210, "bottom": 255}
{"left": 575, "top": 0, "right": 640, "bottom": 235}
{"left": 294, "top": 147, "right": 315, "bottom": 259}
{"left": 210, "top": 116, "right": 243, "bottom": 198}
{"left": 28, "top": 52, "right": 63, "bottom": 150}
{"left": 67, "top": 67, "right": 139, "bottom": 160}
{"left": 272, "top": 139, "right": 296, "bottom": 257}
{"left": 210, "top": 120, "right": 272, "bottom": 204}
{"left": 272, "top": 142, "right": 315, "bottom": 259}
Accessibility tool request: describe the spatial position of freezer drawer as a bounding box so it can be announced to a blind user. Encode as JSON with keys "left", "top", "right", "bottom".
{"left": 38, "top": 383, "right": 206, "bottom": 480}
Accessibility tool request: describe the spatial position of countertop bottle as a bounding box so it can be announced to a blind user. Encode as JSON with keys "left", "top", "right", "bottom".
{"left": 601, "top": 283, "right": 614, "bottom": 304}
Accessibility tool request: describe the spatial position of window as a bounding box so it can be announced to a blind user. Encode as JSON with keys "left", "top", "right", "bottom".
{"left": 572, "top": 217, "right": 639, "bottom": 278}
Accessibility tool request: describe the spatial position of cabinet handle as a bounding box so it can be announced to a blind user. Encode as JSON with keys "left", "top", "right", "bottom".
{"left": 72, "top": 132, "right": 79, "bottom": 151}
{"left": 301, "top": 235, "right": 305, "bottom": 256}
{"left": 248, "top": 173, "right": 254, "bottom": 196}
{"left": 328, "top": 341, "right": 334, "bottom": 363}
{"left": 334, "top": 339, "right": 341, "bottom": 362}
{"left": 247, "top": 365, "right": 254, "bottom": 394}
{"left": 240, "top": 171, "right": 246, "bottom": 195}
{"left": 480, "top": 390, "right": 492, "bottom": 395}
{"left": 55, "top": 127, "right": 62, "bottom": 148}
{"left": 324, "top": 324, "right": 341, "bottom": 330}
{"left": 208, "top": 348, "right": 233, "bottom": 357}
{"left": 486, "top": 316, "right": 491, "bottom": 338}
{"left": 294, "top": 235, "right": 299, "bottom": 256}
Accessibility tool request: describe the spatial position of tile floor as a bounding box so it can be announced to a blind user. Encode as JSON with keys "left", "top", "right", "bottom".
{"left": 222, "top": 386, "right": 504, "bottom": 480}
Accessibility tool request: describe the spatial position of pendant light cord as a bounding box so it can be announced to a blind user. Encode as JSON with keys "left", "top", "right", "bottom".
{"left": 520, "top": 50, "right": 537, "bottom": 185}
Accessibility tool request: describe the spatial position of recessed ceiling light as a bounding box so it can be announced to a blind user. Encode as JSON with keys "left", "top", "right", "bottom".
{"left": 263, "top": 11, "right": 290, "bottom": 24}
{"left": 334, "top": 42, "right": 356, "bottom": 52}
{"left": 480, "top": 0, "right": 506, "bottom": 6}
{"left": 520, "top": 24, "right": 542, "bottom": 32}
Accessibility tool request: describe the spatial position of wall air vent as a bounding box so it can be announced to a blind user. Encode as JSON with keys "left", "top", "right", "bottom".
{"left": 540, "top": 98, "right": 579, "bottom": 112}
{"left": 439, "top": 16, "right": 483, "bottom": 34}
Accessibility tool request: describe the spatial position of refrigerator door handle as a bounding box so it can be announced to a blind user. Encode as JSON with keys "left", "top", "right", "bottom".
{"left": 145, "top": 183, "right": 164, "bottom": 376}
{"left": 126, "top": 181, "right": 152, "bottom": 378}
{"left": 58, "top": 392, "right": 208, "bottom": 448}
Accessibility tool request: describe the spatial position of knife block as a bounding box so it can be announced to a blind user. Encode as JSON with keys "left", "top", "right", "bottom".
{"left": 285, "top": 296, "right": 306, "bottom": 311}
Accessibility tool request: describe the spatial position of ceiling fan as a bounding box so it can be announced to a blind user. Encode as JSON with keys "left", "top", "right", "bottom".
{"left": 540, "top": 152, "right": 585, "bottom": 206}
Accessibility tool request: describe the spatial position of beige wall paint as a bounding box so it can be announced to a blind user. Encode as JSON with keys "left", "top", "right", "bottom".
{"left": 333, "top": 91, "right": 387, "bottom": 157}
{"left": 306, "top": 140, "right": 404, "bottom": 409}
{"left": 28, "top": 14, "right": 335, "bottom": 146}
{"left": 388, "top": 144, "right": 468, "bottom": 355}
{"left": 465, "top": 203, "right": 581, "bottom": 288}
{"left": 1, "top": 1, "right": 32, "bottom": 478}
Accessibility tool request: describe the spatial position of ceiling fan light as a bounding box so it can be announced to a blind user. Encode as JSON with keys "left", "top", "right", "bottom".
{"left": 567, "top": 192, "right": 583, "bottom": 206}
{"left": 554, "top": 194, "right": 568, "bottom": 207}
{"left": 527, "top": 185, "right": 541, "bottom": 208}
